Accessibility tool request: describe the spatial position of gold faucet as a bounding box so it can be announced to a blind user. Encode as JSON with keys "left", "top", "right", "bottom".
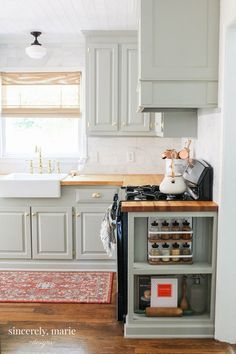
{"left": 56, "top": 161, "right": 61, "bottom": 174}
{"left": 29, "top": 160, "right": 34, "bottom": 174}
{"left": 35, "top": 145, "right": 43, "bottom": 174}
{"left": 47, "top": 160, "right": 52, "bottom": 174}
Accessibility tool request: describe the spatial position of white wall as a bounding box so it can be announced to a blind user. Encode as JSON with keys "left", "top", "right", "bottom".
{"left": 194, "top": 0, "right": 236, "bottom": 344}
{"left": 194, "top": 109, "right": 222, "bottom": 202}
{"left": 214, "top": 24, "right": 236, "bottom": 345}
{"left": 0, "top": 40, "right": 182, "bottom": 174}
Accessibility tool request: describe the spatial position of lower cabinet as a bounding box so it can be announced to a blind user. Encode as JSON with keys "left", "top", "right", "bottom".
{"left": 0, "top": 207, "right": 31, "bottom": 259}
{"left": 0, "top": 206, "right": 73, "bottom": 260}
{"left": 32, "top": 207, "right": 73, "bottom": 260}
{"left": 75, "top": 204, "right": 115, "bottom": 260}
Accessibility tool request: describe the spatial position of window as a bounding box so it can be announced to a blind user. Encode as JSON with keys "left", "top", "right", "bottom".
{"left": 0, "top": 72, "right": 84, "bottom": 158}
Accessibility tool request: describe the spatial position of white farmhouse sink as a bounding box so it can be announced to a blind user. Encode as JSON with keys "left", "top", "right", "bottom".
{"left": 0, "top": 173, "right": 68, "bottom": 198}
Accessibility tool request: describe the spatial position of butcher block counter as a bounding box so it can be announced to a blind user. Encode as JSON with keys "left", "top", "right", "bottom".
{"left": 121, "top": 201, "right": 218, "bottom": 212}
{"left": 61, "top": 174, "right": 164, "bottom": 187}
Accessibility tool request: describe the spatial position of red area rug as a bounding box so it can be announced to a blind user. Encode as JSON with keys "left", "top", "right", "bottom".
{"left": 0, "top": 271, "right": 113, "bottom": 304}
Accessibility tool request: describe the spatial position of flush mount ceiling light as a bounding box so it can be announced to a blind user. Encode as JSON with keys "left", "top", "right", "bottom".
{"left": 25, "top": 31, "right": 47, "bottom": 59}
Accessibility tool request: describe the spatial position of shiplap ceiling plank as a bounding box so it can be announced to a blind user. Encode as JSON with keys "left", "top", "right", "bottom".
{"left": 0, "top": 0, "right": 138, "bottom": 35}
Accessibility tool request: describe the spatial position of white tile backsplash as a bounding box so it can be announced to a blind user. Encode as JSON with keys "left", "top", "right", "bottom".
{"left": 83, "top": 137, "right": 182, "bottom": 174}
{"left": 192, "top": 108, "right": 222, "bottom": 202}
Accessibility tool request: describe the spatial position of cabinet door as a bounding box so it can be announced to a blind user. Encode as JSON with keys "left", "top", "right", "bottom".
{"left": 0, "top": 207, "right": 31, "bottom": 259}
{"left": 87, "top": 43, "right": 119, "bottom": 132}
{"left": 32, "top": 207, "right": 73, "bottom": 260}
{"left": 140, "top": 0, "right": 219, "bottom": 80}
{"left": 121, "top": 44, "right": 150, "bottom": 132}
{"left": 75, "top": 205, "right": 116, "bottom": 260}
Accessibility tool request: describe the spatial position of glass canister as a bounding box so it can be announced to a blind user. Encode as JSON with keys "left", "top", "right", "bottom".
{"left": 172, "top": 220, "right": 181, "bottom": 240}
{"left": 161, "top": 243, "right": 170, "bottom": 262}
{"left": 182, "top": 242, "right": 192, "bottom": 262}
{"left": 149, "top": 243, "right": 160, "bottom": 264}
{"left": 161, "top": 220, "right": 170, "bottom": 240}
{"left": 171, "top": 242, "right": 180, "bottom": 262}
{"left": 182, "top": 220, "right": 192, "bottom": 240}
{"left": 149, "top": 220, "right": 160, "bottom": 240}
{"left": 190, "top": 276, "right": 206, "bottom": 314}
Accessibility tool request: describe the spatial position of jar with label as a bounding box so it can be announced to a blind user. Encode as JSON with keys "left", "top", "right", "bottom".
{"left": 171, "top": 242, "right": 180, "bottom": 262}
{"left": 182, "top": 220, "right": 192, "bottom": 240}
{"left": 161, "top": 221, "right": 170, "bottom": 240}
{"left": 149, "top": 220, "right": 160, "bottom": 240}
{"left": 182, "top": 242, "right": 192, "bottom": 262}
{"left": 172, "top": 220, "right": 181, "bottom": 240}
{"left": 161, "top": 243, "right": 170, "bottom": 262}
{"left": 149, "top": 243, "right": 160, "bottom": 264}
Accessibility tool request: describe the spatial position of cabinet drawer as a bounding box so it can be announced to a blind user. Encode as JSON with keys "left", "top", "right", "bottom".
{"left": 76, "top": 188, "right": 117, "bottom": 203}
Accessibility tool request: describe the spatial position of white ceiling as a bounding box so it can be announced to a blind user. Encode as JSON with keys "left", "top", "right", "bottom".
{"left": 0, "top": 0, "right": 138, "bottom": 39}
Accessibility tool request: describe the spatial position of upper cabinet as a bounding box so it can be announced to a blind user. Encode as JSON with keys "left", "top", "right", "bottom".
{"left": 84, "top": 31, "right": 198, "bottom": 138}
{"left": 84, "top": 31, "right": 154, "bottom": 136}
{"left": 87, "top": 43, "right": 119, "bottom": 132}
{"left": 138, "top": 0, "right": 220, "bottom": 111}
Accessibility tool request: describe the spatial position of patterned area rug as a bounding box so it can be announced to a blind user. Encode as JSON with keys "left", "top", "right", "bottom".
{"left": 0, "top": 271, "right": 113, "bottom": 303}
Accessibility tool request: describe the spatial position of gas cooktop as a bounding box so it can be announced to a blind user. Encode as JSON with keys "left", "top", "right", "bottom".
{"left": 122, "top": 185, "right": 193, "bottom": 201}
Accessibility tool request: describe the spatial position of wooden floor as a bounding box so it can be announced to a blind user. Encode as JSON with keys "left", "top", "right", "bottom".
{"left": 0, "top": 276, "right": 235, "bottom": 354}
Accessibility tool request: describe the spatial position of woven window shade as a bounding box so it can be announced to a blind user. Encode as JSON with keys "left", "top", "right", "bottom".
{"left": 1, "top": 72, "right": 81, "bottom": 116}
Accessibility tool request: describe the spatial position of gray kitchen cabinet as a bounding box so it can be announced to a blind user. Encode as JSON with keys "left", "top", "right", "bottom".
{"left": 0, "top": 207, "right": 31, "bottom": 259}
{"left": 75, "top": 204, "right": 115, "bottom": 261}
{"left": 125, "top": 211, "right": 218, "bottom": 338}
{"left": 75, "top": 185, "right": 117, "bottom": 262}
{"left": 31, "top": 206, "right": 73, "bottom": 260}
{"left": 87, "top": 43, "right": 119, "bottom": 132}
{"left": 85, "top": 31, "right": 153, "bottom": 136}
{"left": 138, "top": 0, "right": 220, "bottom": 110}
{"left": 120, "top": 44, "right": 150, "bottom": 132}
{"left": 154, "top": 111, "right": 198, "bottom": 137}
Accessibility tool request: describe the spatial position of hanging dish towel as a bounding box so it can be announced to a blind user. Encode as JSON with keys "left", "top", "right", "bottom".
{"left": 100, "top": 205, "right": 116, "bottom": 257}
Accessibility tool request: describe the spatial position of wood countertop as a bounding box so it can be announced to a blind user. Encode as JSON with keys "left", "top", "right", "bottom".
{"left": 61, "top": 174, "right": 164, "bottom": 187}
{"left": 121, "top": 201, "right": 218, "bottom": 212}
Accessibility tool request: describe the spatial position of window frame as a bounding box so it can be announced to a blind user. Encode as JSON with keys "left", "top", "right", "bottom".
{"left": 0, "top": 68, "right": 87, "bottom": 162}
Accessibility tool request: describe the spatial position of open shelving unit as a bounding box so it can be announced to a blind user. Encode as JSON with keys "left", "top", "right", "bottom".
{"left": 125, "top": 211, "right": 218, "bottom": 338}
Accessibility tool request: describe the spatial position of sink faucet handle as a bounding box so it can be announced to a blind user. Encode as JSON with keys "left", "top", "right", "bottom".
{"left": 26, "top": 160, "right": 34, "bottom": 174}
{"left": 47, "top": 160, "right": 52, "bottom": 174}
{"left": 56, "top": 161, "right": 61, "bottom": 174}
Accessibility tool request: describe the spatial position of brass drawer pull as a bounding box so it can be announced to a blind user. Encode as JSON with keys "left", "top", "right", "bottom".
{"left": 92, "top": 192, "right": 101, "bottom": 198}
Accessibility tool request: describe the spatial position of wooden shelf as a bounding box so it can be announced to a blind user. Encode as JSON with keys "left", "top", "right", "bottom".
{"left": 132, "top": 262, "right": 213, "bottom": 275}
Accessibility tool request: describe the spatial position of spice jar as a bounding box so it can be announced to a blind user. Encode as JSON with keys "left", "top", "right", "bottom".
{"left": 171, "top": 242, "right": 180, "bottom": 262}
{"left": 149, "top": 243, "right": 160, "bottom": 263}
{"left": 161, "top": 243, "right": 170, "bottom": 262}
{"left": 182, "top": 220, "right": 192, "bottom": 240}
{"left": 172, "top": 220, "right": 181, "bottom": 240}
{"left": 161, "top": 221, "right": 170, "bottom": 240}
{"left": 149, "top": 220, "right": 160, "bottom": 240}
{"left": 182, "top": 242, "right": 192, "bottom": 262}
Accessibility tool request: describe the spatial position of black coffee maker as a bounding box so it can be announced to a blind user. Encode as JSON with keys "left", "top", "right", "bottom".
{"left": 183, "top": 159, "right": 213, "bottom": 200}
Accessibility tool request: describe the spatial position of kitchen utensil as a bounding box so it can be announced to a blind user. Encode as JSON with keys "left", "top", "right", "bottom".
{"left": 145, "top": 307, "right": 183, "bottom": 317}
{"left": 180, "top": 276, "right": 189, "bottom": 311}
{"left": 160, "top": 158, "right": 187, "bottom": 194}
{"left": 162, "top": 149, "right": 178, "bottom": 160}
{"left": 178, "top": 139, "right": 192, "bottom": 160}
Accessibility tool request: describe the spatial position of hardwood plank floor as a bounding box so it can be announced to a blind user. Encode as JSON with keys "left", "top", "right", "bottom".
{"left": 0, "top": 276, "right": 235, "bottom": 354}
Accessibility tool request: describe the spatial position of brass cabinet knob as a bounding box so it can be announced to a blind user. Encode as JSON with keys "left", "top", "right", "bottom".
{"left": 76, "top": 213, "right": 80, "bottom": 217}
{"left": 25, "top": 213, "right": 30, "bottom": 217}
{"left": 92, "top": 192, "right": 101, "bottom": 198}
{"left": 32, "top": 213, "right": 36, "bottom": 216}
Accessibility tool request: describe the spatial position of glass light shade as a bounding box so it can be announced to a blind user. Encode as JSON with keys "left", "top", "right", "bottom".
{"left": 25, "top": 44, "right": 47, "bottom": 59}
